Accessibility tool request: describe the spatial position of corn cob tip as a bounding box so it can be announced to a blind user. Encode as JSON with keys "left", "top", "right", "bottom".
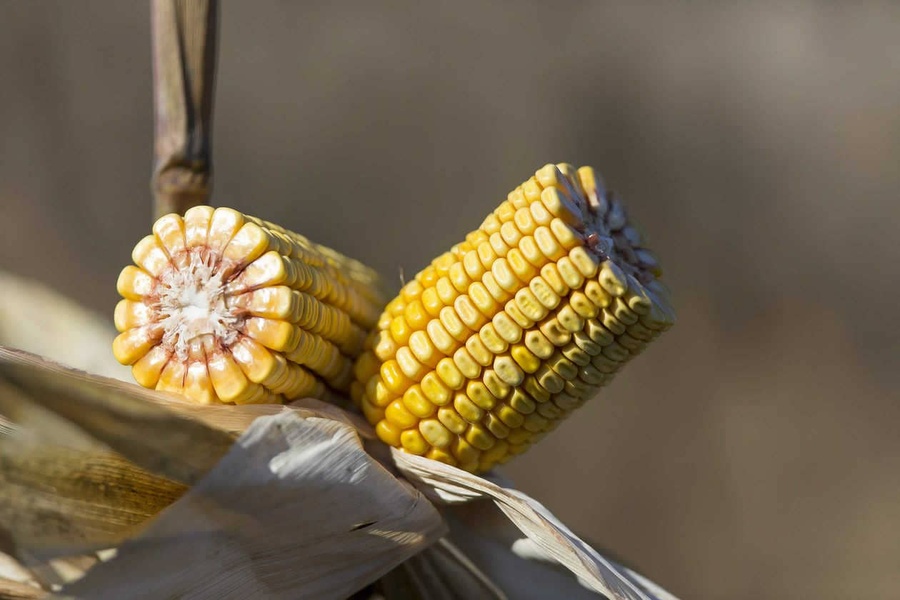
{"left": 352, "top": 163, "right": 674, "bottom": 473}
{"left": 113, "top": 206, "right": 386, "bottom": 405}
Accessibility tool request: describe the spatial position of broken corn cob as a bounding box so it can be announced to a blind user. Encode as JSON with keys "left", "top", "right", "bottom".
{"left": 113, "top": 206, "right": 386, "bottom": 405}
{"left": 351, "top": 163, "right": 674, "bottom": 473}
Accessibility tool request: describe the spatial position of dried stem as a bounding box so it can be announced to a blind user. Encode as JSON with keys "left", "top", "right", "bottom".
{"left": 151, "top": 0, "right": 219, "bottom": 220}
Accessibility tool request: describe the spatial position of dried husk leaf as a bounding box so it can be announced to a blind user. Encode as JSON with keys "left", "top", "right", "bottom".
{"left": 0, "top": 440, "right": 185, "bottom": 560}
{"left": 392, "top": 451, "right": 680, "bottom": 600}
{"left": 0, "top": 346, "right": 236, "bottom": 485}
{"left": 0, "top": 272, "right": 128, "bottom": 381}
{"left": 444, "top": 501, "right": 604, "bottom": 599}
{"left": 0, "top": 576, "right": 45, "bottom": 599}
{"left": 376, "top": 538, "right": 507, "bottom": 599}
{"left": 60, "top": 411, "right": 445, "bottom": 600}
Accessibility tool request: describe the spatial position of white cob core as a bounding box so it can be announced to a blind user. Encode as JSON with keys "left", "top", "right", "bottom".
{"left": 156, "top": 248, "right": 242, "bottom": 359}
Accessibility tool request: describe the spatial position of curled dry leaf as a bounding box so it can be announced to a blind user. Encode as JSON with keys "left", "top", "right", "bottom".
{"left": 60, "top": 411, "right": 445, "bottom": 600}
{"left": 392, "top": 450, "right": 680, "bottom": 600}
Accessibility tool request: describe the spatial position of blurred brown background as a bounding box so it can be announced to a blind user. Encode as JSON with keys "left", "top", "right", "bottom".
{"left": 1, "top": 2, "right": 899, "bottom": 598}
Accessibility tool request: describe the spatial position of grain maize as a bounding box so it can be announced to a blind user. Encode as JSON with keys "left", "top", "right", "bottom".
{"left": 351, "top": 163, "right": 674, "bottom": 473}
{"left": 113, "top": 206, "right": 386, "bottom": 405}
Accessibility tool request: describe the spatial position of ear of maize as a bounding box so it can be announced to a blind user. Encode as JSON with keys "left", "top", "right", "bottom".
{"left": 351, "top": 163, "right": 674, "bottom": 473}
{"left": 113, "top": 206, "right": 386, "bottom": 405}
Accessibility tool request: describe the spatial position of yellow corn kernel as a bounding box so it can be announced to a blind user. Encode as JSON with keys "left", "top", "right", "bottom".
{"left": 385, "top": 399, "right": 419, "bottom": 430}
{"left": 540, "top": 187, "right": 582, "bottom": 227}
{"left": 550, "top": 218, "right": 581, "bottom": 251}
{"left": 452, "top": 437, "right": 481, "bottom": 467}
{"left": 494, "top": 200, "right": 516, "bottom": 223}
{"left": 448, "top": 262, "right": 471, "bottom": 294}
{"left": 495, "top": 403, "right": 526, "bottom": 429}
{"left": 419, "top": 419, "right": 453, "bottom": 449}
{"left": 466, "top": 380, "right": 497, "bottom": 411}
{"left": 404, "top": 299, "right": 430, "bottom": 331}
{"left": 523, "top": 376, "right": 551, "bottom": 404}
{"left": 389, "top": 315, "right": 412, "bottom": 346}
{"left": 503, "top": 299, "right": 533, "bottom": 329}
{"left": 113, "top": 326, "right": 163, "bottom": 366}
{"left": 585, "top": 318, "right": 614, "bottom": 346}
{"left": 534, "top": 226, "right": 564, "bottom": 261}
{"left": 579, "top": 363, "right": 606, "bottom": 385}
{"left": 511, "top": 343, "right": 541, "bottom": 373}
{"left": 518, "top": 236, "right": 545, "bottom": 268}
{"left": 557, "top": 304, "right": 585, "bottom": 333}
{"left": 524, "top": 329, "right": 554, "bottom": 359}
{"left": 508, "top": 388, "right": 536, "bottom": 414}
{"left": 452, "top": 346, "right": 482, "bottom": 379}
{"left": 515, "top": 287, "right": 549, "bottom": 322}
{"left": 489, "top": 232, "right": 509, "bottom": 258}
{"left": 514, "top": 206, "right": 536, "bottom": 235}
{"left": 491, "top": 257, "right": 520, "bottom": 293}
{"left": 400, "top": 429, "right": 429, "bottom": 455}
{"left": 437, "top": 407, "right": 468, "bottom": 435}
{"left": 536, "top": 402, "right": 563, "bottom": 420}
{"left": 478, "top": 323, "right": 508, "bottom": 355}
{"left": 550, "top": 349, "right": 582, "bottom": 378}
{"left": 463, "top": 250, "right": 485, "bottom": 280}
{"left": 482, "top": 272, "right": 510, "bottom": 304}
{"left": 484, "top": 413, "right": 510, "bottom": 439}
{"left": 380, "top": 359, "right": 412, "bottom": 394}
{"left": 529, "top": 195, "right": 552, "bottom": 225}
{"left": 435, "top": 276, "right": 459, "bottom": 305}
{"left": 477, "top": 240, "right": 499, "bottom": 270}
{"left": 465, "top": 423, "right": 496, "bottom": 451}
{"left": 421, "top": 286, "right": 443, "bottom": 317}
{"left": 500, "top": 221, "right": 522, "bottom": 249}
{"left": 395, "top": 346, "right": 427, "bottom": 381}
{"left": 375, "top": 420, "right": 403, "bottom": 447}
{"left": 492, "top": 311, "right": 523, "bottom": 344}
{"left": 535, "top": 364, "right": 565, "bottom": 394}
{"left": 409, "top": 330, "right": 441, "bottom": 368}
{"left": 426, "top": 447, "right": 457, "bottom": 465}
{"left": 435, "top": 357, "right": 465, "bottom": 389}
{"left": 426, "top": 318, "right": 458, "bottom": 354}
{"left": 420, "top": 372, "right": 452, "bottom": 406}
{"left": 373, "top": 329, "right": 398, "bottom": 361}
{"left": 540, "top": 263, "right": 569, "bottom": 297}
{"left": 131, "top": 344, "right": 171, "bottom": 388}
{"left": 539, "top": 318, "right": 570, "bottom": 347}
{"left": 469, "top": 281, "right": 499, "bottom": 319}
{"left": 402, "top": 385, "right": 438, "bottom": 418}
{"left": 439, "top": 305, "right": 470, "bottom": 342}
{"left": 569, "top": 291, "right": 598, "bottom": 319}
{"left": 599, "top": 261, "right": 628, "bottom": 297}
{"left": 482, "top": 368, "right": 511, "bottom": 400}
{"left": 529, "top": 276, "right": 561, "bottom": 310}
{"left": 454, "top": 392, "right": 484, "bottom": 423}
{"left": 465, "top": 334, "right": 494, "bottom": 368}
{"left": 493, "top": 354, "right": 525, "bottom": 387}
{"left": 506, "top": 248, "right": 538, "bottom": 282}
{"left": 480, "top": 439, "right": 510, "bottom": 466}
{"left": 456, "top": 294, "right": 489, "bottom": 329}
{"left": 571, "top": 330, "right": 604, "bottom": 356}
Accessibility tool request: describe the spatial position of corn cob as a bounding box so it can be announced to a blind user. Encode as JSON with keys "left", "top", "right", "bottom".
{"left": 113, "top": 206, "right": 386, "bottom": 405}
{"left": 351, "top": 163, "right": 674, "bottom": 473}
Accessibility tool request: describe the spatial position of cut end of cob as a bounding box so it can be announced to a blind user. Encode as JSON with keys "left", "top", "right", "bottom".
{"left": 113, "top": 206, "right": 386, "bottom": 405}
{"left": 351, "top": 163, "right": 675, "bottom": 473}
